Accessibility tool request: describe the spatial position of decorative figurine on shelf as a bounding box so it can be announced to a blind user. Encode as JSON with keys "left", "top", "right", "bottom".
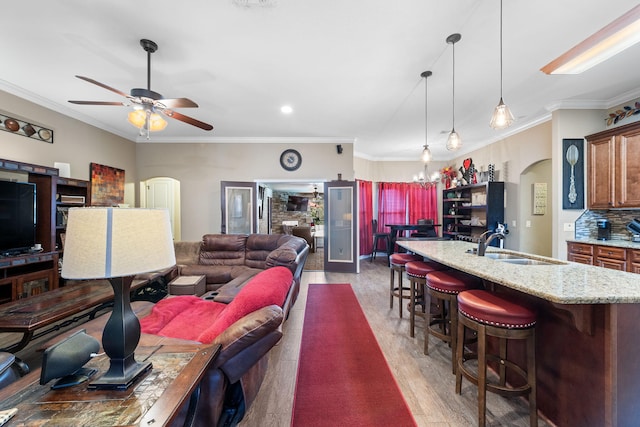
{"left": 459, "top": 158, "right": 475, "bottom": 186}
{"left": 440, "top": 166, "right": 458, "bottom": 189}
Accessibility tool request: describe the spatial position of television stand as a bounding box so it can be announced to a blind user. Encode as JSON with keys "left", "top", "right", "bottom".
{"left": 0, "top": 251, "right": 59, "bottom": 304}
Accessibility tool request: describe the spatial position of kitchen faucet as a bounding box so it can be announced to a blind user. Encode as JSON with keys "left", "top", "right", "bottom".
{"left": 477, "top": 223, "right": 508, "bottom": 256}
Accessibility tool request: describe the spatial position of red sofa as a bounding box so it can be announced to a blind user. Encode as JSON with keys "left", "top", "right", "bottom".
{"left": 140, "top": 266, "right": 294, "bottom": 426}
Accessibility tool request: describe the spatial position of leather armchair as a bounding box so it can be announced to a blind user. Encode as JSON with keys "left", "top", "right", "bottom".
{"left": 291, "top": 226, "right": 314, "bottom": 253}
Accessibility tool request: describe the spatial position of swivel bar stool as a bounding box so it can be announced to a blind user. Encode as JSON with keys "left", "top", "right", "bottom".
{"left": 456, "top": 289, "right": 537, "bottom": 427}
{"left": 424, "top": 269, "right": 482, "bottom": 373}
{"left": 389, "top": 252, "right": 422, "bottom": 318}
{"left": 405, "top": 260, "right": 448, "bottom": 338}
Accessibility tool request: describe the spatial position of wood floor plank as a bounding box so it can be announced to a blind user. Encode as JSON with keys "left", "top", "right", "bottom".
{"left": 242, "top": 259, "right": 551, "bottom": 427}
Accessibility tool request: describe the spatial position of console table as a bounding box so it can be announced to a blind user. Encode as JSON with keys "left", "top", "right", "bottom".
{"left": 0, "top": 330, "right": 219, "bottom": 426}
{"left": 0, "top": 278, "right": 151, "bottom": 353}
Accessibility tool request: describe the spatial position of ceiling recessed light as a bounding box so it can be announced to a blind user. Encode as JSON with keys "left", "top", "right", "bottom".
{"left": 281, "top": 105, "right": 293, "bottom": 114}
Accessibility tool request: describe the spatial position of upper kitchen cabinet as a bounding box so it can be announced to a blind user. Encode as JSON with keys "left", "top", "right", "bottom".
{"left": 587, "top": 121, "right": 640, "bottom": 209}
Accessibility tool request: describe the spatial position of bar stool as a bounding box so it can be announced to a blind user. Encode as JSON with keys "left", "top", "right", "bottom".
{"left": 456, "top": 289, "right": 537, "bottom": 427}
{"left": 405, "top": 260, "right": 448, "bottom": 338}
{"left": 389, "top": 253, "right": 422, "bottom": 318}
{"left": 424, "top": 270, "right": 482, "bottom": 373}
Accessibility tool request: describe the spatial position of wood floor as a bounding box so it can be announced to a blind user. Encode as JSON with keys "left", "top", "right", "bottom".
{"left": 242, "top": 259, "right": 551, "bottom": 427}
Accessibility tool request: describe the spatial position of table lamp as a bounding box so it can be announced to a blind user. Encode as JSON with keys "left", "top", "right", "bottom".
{"left": 61, "top": 207, "right": 176, "bottom": 389}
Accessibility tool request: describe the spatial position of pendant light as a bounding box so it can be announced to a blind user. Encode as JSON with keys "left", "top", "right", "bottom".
{"left": 489, "top": 0, "right": 514, "bottom": 129}
{"left": 446, "top": 33, "right": 462, "bottom": 151}
{"left": 420, "top": 70, "right": 433, "bottom": 163}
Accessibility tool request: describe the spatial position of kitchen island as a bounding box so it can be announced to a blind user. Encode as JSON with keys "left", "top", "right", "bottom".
{"left": 398, "top": 239, "right": 640, "bottom": 427}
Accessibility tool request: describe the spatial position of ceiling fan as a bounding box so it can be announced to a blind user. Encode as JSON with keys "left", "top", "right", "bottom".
{"left": 69, "top": 39, "right": 213, "bottom": 138}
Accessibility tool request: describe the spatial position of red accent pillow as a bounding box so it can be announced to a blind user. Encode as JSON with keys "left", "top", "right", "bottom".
{"left": 198, "top": 266, "right": 293, "bottom": 343}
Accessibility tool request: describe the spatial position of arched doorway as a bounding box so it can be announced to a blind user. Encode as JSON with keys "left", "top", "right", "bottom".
{"left": 519, "top": 159, "right": 552, "bottom": 256}
{"left": 140, "top": 177, "right": 181, "bottom": 241}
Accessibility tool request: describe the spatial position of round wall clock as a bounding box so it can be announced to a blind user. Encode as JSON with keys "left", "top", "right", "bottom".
{"left": 280, "top": 149, "right": 302, "bottom": 171}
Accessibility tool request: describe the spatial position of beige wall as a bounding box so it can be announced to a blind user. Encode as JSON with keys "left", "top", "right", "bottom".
{"left": 551, "top": 109, "right": 605, "bottom": 259}
{"left": 0, "top": 90, "right": 137, "bottom": 205}
{"left": 520, "top": 159, "right": 552, "bottom": 256}
{"left": 449, "top": 121, "right": 553, "bottom": 250}
{"left": 136, "top": 142, "right": 353, "bottom": 240}
{"left": 3, "top": 87, "right": 622, "bottom": 258}
{"left": 355, "top": 158, "right": 448, "bottom": 184}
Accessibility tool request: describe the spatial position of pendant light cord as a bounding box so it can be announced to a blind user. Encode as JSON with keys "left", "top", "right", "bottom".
{"left": 425, "top": 74, "right": 429, "bottom": 145}
{"left": 499, "top": 0, "right": 503, "bottom": 99}
{"left": 452, "top": 41, "right": 456, "bottom": 129}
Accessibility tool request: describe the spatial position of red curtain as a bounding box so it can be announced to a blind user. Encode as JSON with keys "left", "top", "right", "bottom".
{"left": 407, "top": 183, "right": 438, "bottom": 225}
{"left": 358, "top": 180, "right": 373, "bottom": 256}
{"left": 377, "top": 182, "right": 409, "bottom": 234}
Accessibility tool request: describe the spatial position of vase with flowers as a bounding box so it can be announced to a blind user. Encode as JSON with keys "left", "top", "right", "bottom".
{"left": 440, "top": 166, "right": 458, "bottom": 189}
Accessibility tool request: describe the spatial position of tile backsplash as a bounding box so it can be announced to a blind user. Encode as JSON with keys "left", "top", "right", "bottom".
{"left": 575, "top": 210, "right": 640, "bottom": 240}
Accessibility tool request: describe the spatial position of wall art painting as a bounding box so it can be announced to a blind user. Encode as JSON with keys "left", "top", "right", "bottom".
{"left": 562, "top": 138, "right": 584, "bottom": 210}
{"left": 90, "top": 163, "right": 125, "bottom": 206}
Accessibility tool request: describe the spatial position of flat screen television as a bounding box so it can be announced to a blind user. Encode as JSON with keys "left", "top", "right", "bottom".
{"left": 0, "top": 180, "right": 36, "bottom": 256}
{"left": 286, "top": 195, "right": 309, "bottom": 212}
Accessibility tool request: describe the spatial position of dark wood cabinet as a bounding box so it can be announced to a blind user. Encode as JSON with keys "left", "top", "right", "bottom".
{"left": 0, "top": 159, "right": 79, "bottom": 303}
{"left": 567, "top": 242, "right": 593, "bottom": 265}
{"left": 442, "top": 182, "right": 504, "bottom": 243}
{"left": 595, "top": 245, "right": 627, "bottom": 271}
{"left": 567, "top": 242, "right": 640, "bottom": 273}
{"left": 630, "top": 249, "right": 640, "bottom": 274}
{"left": 587, "top": 121, "right": 640, "bottom": 209}
{"left": 0, "top": 252, "right": 59, "bottom": 303}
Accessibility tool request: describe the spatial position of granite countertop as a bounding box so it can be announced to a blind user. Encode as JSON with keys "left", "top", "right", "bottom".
{"left": 397, "top": 240, "right": 640, "bottom": 305}
{"left": 567, "top": 238, "right": 640, "bottom": 249}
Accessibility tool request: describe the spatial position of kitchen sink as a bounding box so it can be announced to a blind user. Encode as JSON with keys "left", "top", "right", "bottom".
{"left": 498, "top": 258, "right": 555, "bottom": 265}
{"left": 484, "top": 251, "right": 566, "bottom": 266}
{"left": 484, "top": 253, "right": 523, "bottom": 260}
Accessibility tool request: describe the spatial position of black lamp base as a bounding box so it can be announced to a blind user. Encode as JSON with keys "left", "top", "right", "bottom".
{"left": 89, "top": 276, "right": 152, "bottom": 390}
{"left": 89, "top": 360, "right": 152, "bottom": 390}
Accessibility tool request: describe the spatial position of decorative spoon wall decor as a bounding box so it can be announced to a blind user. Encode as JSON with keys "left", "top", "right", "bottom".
{"left": 566, "top": 144, "right": 579, "bottom": 204}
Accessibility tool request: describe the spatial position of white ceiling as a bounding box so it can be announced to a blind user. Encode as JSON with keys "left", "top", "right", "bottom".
{"left": 2, "top": 0, "right": 640, "bottom": 162}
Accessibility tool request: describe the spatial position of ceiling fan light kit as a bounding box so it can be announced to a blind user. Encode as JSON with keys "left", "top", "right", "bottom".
{"left": 446, "top": 33, "right": 462, "bottom": 151}
{"left": 128, "top": 110, "right": 167, "bottom": 133}
{"left": 490, "top": 0, "right": 514, "bottom": 130}
{"left": 68, "top": 38, "right": 213, "bottom": 140}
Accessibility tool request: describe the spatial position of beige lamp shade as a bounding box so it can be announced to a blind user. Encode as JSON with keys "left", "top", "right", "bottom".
{"left": 61, "top": 207, "right": 176, "bottom": 279}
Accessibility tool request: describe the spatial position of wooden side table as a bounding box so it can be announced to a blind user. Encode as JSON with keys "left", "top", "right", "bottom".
{"left": 0, "top": 303, "right": 220, "bottom": 426}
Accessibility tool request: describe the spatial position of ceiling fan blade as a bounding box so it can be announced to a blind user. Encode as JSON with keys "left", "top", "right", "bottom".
{"left": 75, "top": 75, "right": 130, "bottom": 98}
{"left": 68, "top": 101, "right": 127, "bottom": 106}
{"left": 163, "top": 109, "right": 213, "bottom": 131}
{"left": 157, "top": 98, "right": 199, "bottom": 108}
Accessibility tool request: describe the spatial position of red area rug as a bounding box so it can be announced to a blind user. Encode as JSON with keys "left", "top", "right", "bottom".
{"left": 291, "top": 284, "right": 417, "bottom": 427}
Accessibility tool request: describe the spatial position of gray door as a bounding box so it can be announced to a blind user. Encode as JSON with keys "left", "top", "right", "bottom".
{"left": 221, "top": 181, "right": 257, "bottom": 234}
{"left": 323, "top": 180, "right": 358, "bottom": 273}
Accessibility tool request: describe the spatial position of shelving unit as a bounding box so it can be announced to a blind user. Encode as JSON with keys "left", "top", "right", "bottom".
{"left": 442, "top": 181, "right": 504, "bottom": 244}
{"left": 55, "top": 177, "right": 90, "bottom": 251}
{"left": 0, "top": 158, "right": 89, "bottom": 303}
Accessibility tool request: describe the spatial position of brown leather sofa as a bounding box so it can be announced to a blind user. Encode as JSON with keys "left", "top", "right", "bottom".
{"left": 175, "top": 234, "right": 308, "bottom": 315}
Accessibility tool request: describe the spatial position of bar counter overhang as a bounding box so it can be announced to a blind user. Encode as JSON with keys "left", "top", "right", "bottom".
{"left": 398, "top": 239, "right": 640, "bottom": 427}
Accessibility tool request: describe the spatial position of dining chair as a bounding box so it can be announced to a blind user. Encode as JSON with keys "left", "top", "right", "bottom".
{"left": 371, "top": 219, "right": 390, "bottom": 263}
